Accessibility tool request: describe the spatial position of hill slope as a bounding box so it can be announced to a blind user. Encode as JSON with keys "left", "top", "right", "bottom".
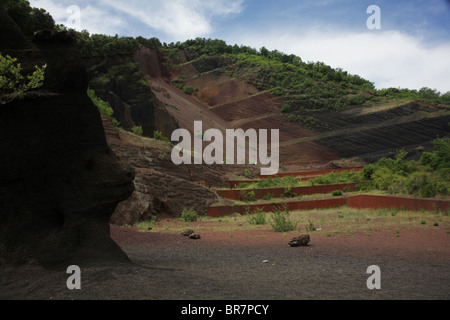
{"left": 150, "top": 46, "right": 450, "bottom": 169}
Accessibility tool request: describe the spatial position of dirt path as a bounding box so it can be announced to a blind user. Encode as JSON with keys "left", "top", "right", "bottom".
{"left": 1, "top": 223, "right": 448, "bottom": 300}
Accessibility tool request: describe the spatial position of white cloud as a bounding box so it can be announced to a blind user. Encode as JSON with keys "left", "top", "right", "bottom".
{"left": 227, "top": 29, "right": 450, "bottom": 92}
{"left": 28, "top": 0, "right": 244, "bottom": 39}
{"left": 27, "top": 1, "right": 450, "bottom": 92}
{"left": 101, "top": 0, "right": 244, "bottom": 40}
{"left": 29, "top": 0, "right": 126, "bottom": 35}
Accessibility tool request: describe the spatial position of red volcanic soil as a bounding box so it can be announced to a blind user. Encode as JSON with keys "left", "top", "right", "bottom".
{"left": 135, "top": 49, "right": 343, "bottom": 169}
{"left": 1, "top": 219, "right": 448, "bottom": 300}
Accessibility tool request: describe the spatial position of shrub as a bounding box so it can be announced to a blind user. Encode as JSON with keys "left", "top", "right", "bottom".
{"left": 372, "top": 167, "right": 407, "bottom": 194}
{"left": 240, "top": 190, "right": 256, "bottom": 202}
{"left": 244, "top": 169, "right": 252, "bottom": 179}
{"left": 87, "top": 88, "right": 113, "bottom": 117}
{"left": 180, "top": 208, "right": 198, "bottom": 222}
{"left": 363, "top": 164, "right": 376, "bottom": 180}
{"left": 1, "top": 54, "right": 46, "bottom": 104}
{"left": 247, "top": 208, "right": 267, "bottom": 225}
{"left": 280, "top": 103, "right": 291, "bottom": 113}
{"left": 305, "top": 220, "right": 317, "bottom": 232}
{"left": 342, "top": 186, "right": 353, "bottom": 192}
{"left": 332, "top": 190, "right": 343, "bottom": 196}
{"left": 270, "top": 205, "right": 297, "bottom": 232}
{"left": 310, "top": 170, "right": 363, "bottom": 185}
{"left": 262, "top": 193, "right": 274, "bottom": 200}
{"left": 171, "top": 75, "right": 185, "bottom": 89}
{"left": 153, "top": 130, "right": 170, "bottom": 141}
{"left": 421, "top": 137, "right": 450, "bottom": 170}
{"left": 183, "top": 85, "right": 195, "bottom": 95}
{"left": 132, "top": 126, "right": 143, "bottom": 136}
{"left": 281, "top": 187, "right": 297, "bottom": 198}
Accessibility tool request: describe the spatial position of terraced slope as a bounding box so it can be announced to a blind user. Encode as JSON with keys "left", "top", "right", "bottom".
{"left": 282, "top": 101, "right": 450, "bottom": 162}
{"left": 155, "top": 51, "right": 449, "bottom": 169}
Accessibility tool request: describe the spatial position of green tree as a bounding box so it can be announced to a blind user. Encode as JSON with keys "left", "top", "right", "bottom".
{"left": 439, "top": 91, "right": 450, "bottom": 105}
{"left": 420, "top": 137, "right": 450, "bottom": 170}
{"left": 418, "top": 87, "right": 440, "bottom": 102}
{"left": 3, "top": 0, "right": 55, "bottom": 37}
{"left": 0, "top": 54, "right": 46, "bottom": 104}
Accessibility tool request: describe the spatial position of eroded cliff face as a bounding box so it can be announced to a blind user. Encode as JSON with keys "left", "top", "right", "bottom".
{"left": 0, "top": 8, "right": 135, "bottom": 266}
{"left": 83, "top": 49, "right": 178, "bottom": 139}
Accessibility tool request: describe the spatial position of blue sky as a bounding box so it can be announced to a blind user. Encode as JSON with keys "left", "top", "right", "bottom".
{"left": 28, "top": 0, "right": 450, "bottom": 92}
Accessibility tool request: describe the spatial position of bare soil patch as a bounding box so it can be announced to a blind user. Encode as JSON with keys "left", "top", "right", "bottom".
{"left": 1, "top": 211, "right": 448, "bottom": 300}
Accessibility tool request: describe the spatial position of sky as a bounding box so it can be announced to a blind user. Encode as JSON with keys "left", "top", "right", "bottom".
{"left": 28, "top": 0, "right": 450, "bottom": 92}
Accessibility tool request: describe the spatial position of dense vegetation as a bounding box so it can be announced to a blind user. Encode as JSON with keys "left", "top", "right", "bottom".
{"left": 0, "top": 54, "right": 46, "bottom": 104}
{"left": 2, "top": 0, "right": 55, "bottom": 38}
{"left": 235, "top": 137, "right": 450, "bottom": 199}
{"left": 359, "top": 137, "right": 450, "bottom": 198}
{"left": 4, "top": 2, "right": 449, "bottom": 137}
{"left": 86, "top": 88, "right": 120, "bottom": 127}
{"left": 169, "top": 37, "right": 450, "bottom": 111}
{"left": 5, "top": 1, "right": 449, "bottom": 112}
{"left": 314, "top": 137, "right": 450, "bottom": 198}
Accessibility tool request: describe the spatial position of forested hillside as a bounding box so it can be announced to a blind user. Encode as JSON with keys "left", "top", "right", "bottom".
{"left": 3, "top": 0, "right": 449, "bottom": 168}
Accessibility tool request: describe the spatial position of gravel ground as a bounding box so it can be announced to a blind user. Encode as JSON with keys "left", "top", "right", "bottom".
{"left": 1, "top": 224, "right": 449, "bottom": 301}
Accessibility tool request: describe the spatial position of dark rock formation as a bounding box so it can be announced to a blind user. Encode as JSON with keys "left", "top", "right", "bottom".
{"left": 83, "top": 52, "right": 178, "bottom": 138}
{"left": 189, "top": 233, "right": 201, "bottom": 240}
{"left": 101, "top": 116, "right": 249, "bottom": 226}
{"left": 181, "top": 230, "right": 195, "bottom": 236}
{"left": 111, "top": 168, "right": 218, "bottom": 226}
{"left": 0, "top": 6, "right": 32, "bottom": 50}
{"left": 0, "top": 9, "right": 135, "bottom": 266}
{"left": 289, "top": 235, "right": 311, "bottom": 247}
{"left": 33, "top": 30, "right": 76, "bottom": 45}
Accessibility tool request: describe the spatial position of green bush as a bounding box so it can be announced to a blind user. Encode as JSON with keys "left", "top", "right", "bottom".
{"left": 363, "top": 164, "right": 376, "bottom": 180}
{"left": 88, "top": 88, "right": 112, "bottom": 115}
{"left": 310, "top": 170, "right": 363, "bottom": 185}
{"left": 280, "top": 103, "right": 291, "bottom": 113}
{"left": 305, "top": 220, "right": 317, "bottom": 232}
{"left": 360, "top": 143, "right": 449, "bottom": 198}
{"left": 171, "top": 75, "right": 185, "bottom": 89}
{"left": 240, "top": 190, "right": 256, "bottom": 202}
{"left": 262, "top": 193, "right": 274, "bottom": 200}
{"left": 1, "top": 54, "right": 46, "bottom": 104}
{"left": 270, "top": 206, "right": 297, "bottom": 232}
{"left": 183, "top": 86, "right": 195, "bottom": 95}
{"left": 87, "top": 88, "right": 121, "bottom": 127}
{"left": 281, "top": 187, "right": 297, "bottom": 198}
{"left": 153, "top": 130, "right": 165, "bottom": 140}
{"left": 132, "top": 126, "right": 143, "bottom": 136}
{"left": 180, "top": 208, "right": 198, "bottom": 222}
{"left": 247, "top": 208, "right": 267, "bottom": 225}
{"left": 332, "top": 190, "right": 343, "bottom": 196}
{"left": 420, "top": 137, "right": 450, "bottom": 170}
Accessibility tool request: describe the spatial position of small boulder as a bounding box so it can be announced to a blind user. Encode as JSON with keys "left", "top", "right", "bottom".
{"left": 189, "top": 233, "right": 201, "bottom": 240}
{"left": 289, "top": 234, "right": 310, "bottom": 247}
{"left": 181, "top": 229, "right": 195, "bottom": 236}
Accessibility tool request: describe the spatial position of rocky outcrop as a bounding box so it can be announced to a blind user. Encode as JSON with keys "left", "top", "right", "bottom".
{"left": 0, "top": 8, "right": 135, "bottom": 266}
{"left": 289, "top": 235, "right": 311, "bottom": 247}
{"left": 111, "top": 168, "right": 218, "bottom": 225}
{"left": 83, "top": 50, "right": 178, "bottom": 138}
{"left": 101, "top": 115, "right": 260, "bottom": 226}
